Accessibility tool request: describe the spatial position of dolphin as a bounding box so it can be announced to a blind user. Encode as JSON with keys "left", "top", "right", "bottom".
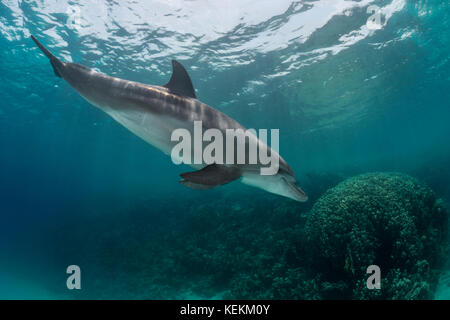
{"left": 31, "top": 35, "right": 307, "bottom": 202}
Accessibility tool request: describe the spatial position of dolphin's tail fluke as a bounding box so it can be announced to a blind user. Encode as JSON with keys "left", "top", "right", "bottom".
{"left": 31, "top": 35, "right": 64, "bottom": 78}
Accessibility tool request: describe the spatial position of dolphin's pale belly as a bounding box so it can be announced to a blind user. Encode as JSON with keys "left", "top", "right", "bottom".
{"left": 105, "top": 107, "right": 182, "bottom": 156}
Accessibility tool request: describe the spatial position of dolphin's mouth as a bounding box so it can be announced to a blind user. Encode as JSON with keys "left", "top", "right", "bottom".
{"left": 283, "top": 177, "right": 308, "bottom": 202}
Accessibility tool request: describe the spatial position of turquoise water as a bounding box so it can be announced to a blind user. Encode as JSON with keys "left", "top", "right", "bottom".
{"left": 0, "top": 0, "right": 449, "bottom": 299}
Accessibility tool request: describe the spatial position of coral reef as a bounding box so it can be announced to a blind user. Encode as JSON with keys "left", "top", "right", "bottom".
{"left": 305, "top": 172, "right": 448, "bottom": 299}
{"left": 48, "top": 172, "right": 448, "bottom": 300}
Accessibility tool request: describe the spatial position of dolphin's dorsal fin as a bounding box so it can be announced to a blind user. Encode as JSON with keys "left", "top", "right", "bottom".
{"left": 164, "top": 60, "right": 197, "bottom": 99}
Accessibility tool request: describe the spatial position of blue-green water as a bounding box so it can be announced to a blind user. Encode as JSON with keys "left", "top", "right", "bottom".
{"left": 0, "top": 0, "right": 449, "bottom": 299}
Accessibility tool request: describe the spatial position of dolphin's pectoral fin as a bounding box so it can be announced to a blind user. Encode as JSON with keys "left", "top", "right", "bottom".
{"left": 179, "top": 164, "right": 241, "bottom": 189}
{"left": 164, "top": 60, "right": 197, "bottom": 99}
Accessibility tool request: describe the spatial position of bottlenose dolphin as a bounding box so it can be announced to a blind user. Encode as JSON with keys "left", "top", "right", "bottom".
{"left": 31, "top": 35, "right": 307, "bottom": 202}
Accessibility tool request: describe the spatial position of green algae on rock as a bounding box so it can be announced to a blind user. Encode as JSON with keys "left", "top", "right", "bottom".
{"left": 305, "top": 172, "right": 448, "bottom": 299}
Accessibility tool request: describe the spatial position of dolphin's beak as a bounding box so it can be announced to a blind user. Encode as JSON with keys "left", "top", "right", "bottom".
{"left": 283, "top": 178, "right": 308, "bottom": 202}
{"left": 241, "top": 174, "right": 308, "bottom": 202}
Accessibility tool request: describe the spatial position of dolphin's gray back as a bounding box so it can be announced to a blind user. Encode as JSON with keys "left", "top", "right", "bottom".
{"left": 58, "top": 61, "right": 243, "bottom": 132}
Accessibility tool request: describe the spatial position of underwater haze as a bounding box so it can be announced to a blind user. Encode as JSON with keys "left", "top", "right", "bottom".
{"left": 0, "top": 0, "right": 449, "bottom": 299}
